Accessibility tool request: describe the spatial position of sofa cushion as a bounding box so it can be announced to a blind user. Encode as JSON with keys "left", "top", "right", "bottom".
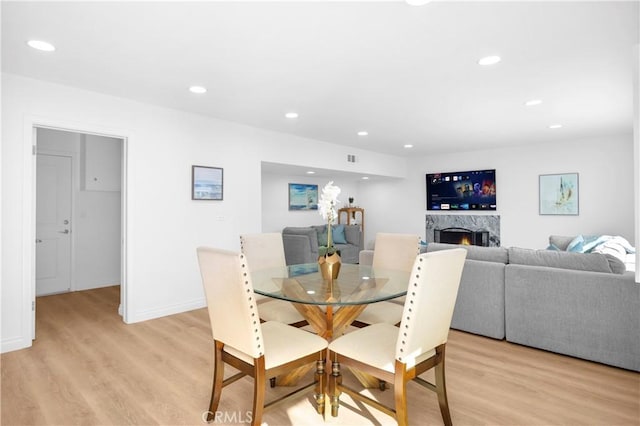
{"left": 504, "top": 265, "right": 640, "bottom": 371}
{"left": 331, "top": 224, "right": 347, "bottom": 244}
{"left": 313, "top": 224, "right": 347, "bottom": 246}
{"left": 451, "top": 259, "right": 506, "bottom": 339}
{"left": 548, "top": 235, "right": 575, "bottom": 251}
{"left": 282, "top": 227, "right": 319, "bottom": 253}
{"left": 508, "top": 247, "right": 619, "bottom": 274}
{"left": 427, "top": 243, "right": 508, "bottom": 264}
{"left": 334, "top": 243, "right": 359, "bottom": 264}
{"left": 344, "top": 225, "right": 360, "bottom": 246}
{"left": 316, "top": 226, "right": 328, "bottom": 246}
{"left": 566, "top": 235, "right": 588, "bottom": 252}
{"left": 604, "top": 254, "right": 627, "bottom": 274}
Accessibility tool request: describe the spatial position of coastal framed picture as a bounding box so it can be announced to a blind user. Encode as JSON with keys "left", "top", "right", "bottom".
{"left": 539, "top": 173, "right": 579, "bottom": 215}
{"left": 288, "top": 183, "right": 318, "bottom": 210}
{"left": 192, "top": 165, "right": 223, "bottom": 200}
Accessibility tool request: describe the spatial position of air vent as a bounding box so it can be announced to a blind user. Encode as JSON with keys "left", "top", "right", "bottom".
{"left": 347, "top": 154, "right": 356, "bottom": 163}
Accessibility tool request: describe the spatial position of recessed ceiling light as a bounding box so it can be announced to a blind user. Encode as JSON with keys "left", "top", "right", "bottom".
{"left": 189, "top": 86, "right": 207, "bottom": 94}
{"left": 306, "top": 171, "right": 315, "bottom": 175}
{"left": 27, "top": 40, "right": 55, "bottom": 52}
{"left": 478, "top": 55, "right": 501, "bottom": 66}
{"left": 285, "top": 112, "right": 299, "bottom": 119}
{"left": 357, "top": 131, "right": 368, "bottom": 137}
{"left": 403, "top": 144, "right": 413, "bottom": 149}
{"left": 525, "top": 99, "right": 543, "bottom": 106}
{"left": 549, "top": 124, "right": 563, "bottom": 129}
{"left": 362, "top": 176, "right": 369, "bottom": 180}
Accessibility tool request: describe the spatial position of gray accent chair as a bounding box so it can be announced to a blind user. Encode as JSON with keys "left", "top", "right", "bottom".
{"left": 282, "top": 225, "right": 362, "bottom": 265}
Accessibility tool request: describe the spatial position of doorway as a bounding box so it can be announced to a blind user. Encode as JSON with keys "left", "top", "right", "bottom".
{"left": 34, "top": 126, "right": 126, "bottom": 337}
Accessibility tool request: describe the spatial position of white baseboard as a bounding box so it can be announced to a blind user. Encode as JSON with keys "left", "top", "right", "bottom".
{"left": 126, "top": 297, "right": 206, "bottom": 324}
{"left": 1, "top": 336, "right": 32, "bottom": 354}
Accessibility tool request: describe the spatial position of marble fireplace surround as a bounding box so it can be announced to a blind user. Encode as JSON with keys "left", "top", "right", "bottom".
{"left": 425, "top": 214, "right": 501, "bottom": 247}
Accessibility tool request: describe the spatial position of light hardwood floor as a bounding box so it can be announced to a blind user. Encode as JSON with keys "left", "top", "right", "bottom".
{"left": 1, "top": 286, "right": 638, "bottom": 425}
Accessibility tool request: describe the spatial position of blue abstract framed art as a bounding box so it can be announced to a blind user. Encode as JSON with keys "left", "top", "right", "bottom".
{"left": 288, "top": 183, "right": 318, "bottom": 210}
{"left": 539, "top": 173, "right": 579, "bottom": 215}
{"left": 192, "top": 165, "right": 223, "bottom": 200}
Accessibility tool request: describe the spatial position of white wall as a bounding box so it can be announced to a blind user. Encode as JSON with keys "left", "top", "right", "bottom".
{"left": 358, "top": 134, "right": 636, "bottom": 250}
{"left": 4, "top": 72, "right": 635, "bottom": 353}
{"left": 634, "top": 44, "right": 639, "bottom": 282}
{"left": 77, "top": 134, "right": 122, "bottom": 290}
{"left": 261, "top": 172, "right": 362, "bottom": 232}
{"left": 37, "top": 129, "right": 122, "bottom": 292}
{"left": 1, "top": 73, "right": 407, "bottom": 353}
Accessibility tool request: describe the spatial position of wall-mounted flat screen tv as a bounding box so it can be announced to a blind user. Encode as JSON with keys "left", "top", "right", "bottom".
{"left": 426, "top": 169, "right": 496, "bottom": 211}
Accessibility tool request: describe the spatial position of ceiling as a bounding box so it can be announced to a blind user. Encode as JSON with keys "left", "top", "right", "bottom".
{"left": 2, "top": 1, "right": 639, "bottom": 158}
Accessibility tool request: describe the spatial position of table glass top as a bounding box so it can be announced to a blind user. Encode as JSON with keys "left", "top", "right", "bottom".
{"left": 250, "top": 263, "right": 409, "bottom": 306}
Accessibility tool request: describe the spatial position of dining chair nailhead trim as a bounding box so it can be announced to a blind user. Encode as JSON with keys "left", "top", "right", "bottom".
{"left": 398, "top": 267, "right": 423, "bottom": 362}
{"left": 240, "top": 254, "right": 264, "bottom": 356}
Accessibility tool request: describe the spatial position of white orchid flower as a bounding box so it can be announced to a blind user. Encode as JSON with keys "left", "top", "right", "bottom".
{"left": 318, "top": 181, "right": 341, "bottom": 223}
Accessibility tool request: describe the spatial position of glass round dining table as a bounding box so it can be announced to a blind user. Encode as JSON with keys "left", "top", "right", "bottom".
{"left": 251, "top": 262, "right": 409, "bottom": 388}
{"left": 250, "top": 262, "right": 409, "bottom": 340}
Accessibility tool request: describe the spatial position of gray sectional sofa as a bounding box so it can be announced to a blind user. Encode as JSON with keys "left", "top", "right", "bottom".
{"left": 426, "top": 243, "right": 508, "bottom": 339}
{"left": 426, "top": 239, "right": 639, "bottom": 372}
{"left": 282, "top": 224, "right": 362, "bottom": 265}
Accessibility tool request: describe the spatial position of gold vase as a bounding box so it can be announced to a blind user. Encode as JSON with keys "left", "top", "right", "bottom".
{"left": 318, "top": 251, "right": 341, "bottom": 281}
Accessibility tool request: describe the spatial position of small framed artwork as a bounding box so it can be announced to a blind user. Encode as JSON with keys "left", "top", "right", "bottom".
{"left": 288, "top": 183, "right": 318, "bottom": 210}
{"left": 192, "top": 165, "right": 223, "bottom": 200}
{"left": 539, "top": 173, "right": 579, "bottom": 215}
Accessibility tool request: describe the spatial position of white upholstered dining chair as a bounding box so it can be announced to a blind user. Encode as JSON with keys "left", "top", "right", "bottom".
{"left": 351, "top": 233, "right": 420, "bottom": 327}
{"left": 240, "top": 233, "right": 308, "bottom": 327}
{"left": 328, "top": 248, "right": 467, "bottom": 426}
{"left": 196, "top": 247, "right": 328, "bottom": 426}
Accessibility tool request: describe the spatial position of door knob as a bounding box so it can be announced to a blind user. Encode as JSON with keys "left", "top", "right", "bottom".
{"left": 59, "top": 229, "right": 70, "bottom": 234}
{"left": 36, "top": 239, "right": 43, "bottom": 243}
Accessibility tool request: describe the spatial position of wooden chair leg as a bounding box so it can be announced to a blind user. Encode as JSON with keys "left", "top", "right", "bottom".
{"left": 251, "top": 358, "right": 266, "bottom": 426}
{"left": 435, "top": 356, "right": 452, "bottom": 426}
{"left": 207, "top": 342, "right": 225, "bottom": 421}
{"left": 394, "top": 367, "right": 409, "bottom": 426}
{"left": 314, "top": 357, "right": 326, "bottom": 415}
{"left": 329, "top": 358, "right": 342, "bottom": 417}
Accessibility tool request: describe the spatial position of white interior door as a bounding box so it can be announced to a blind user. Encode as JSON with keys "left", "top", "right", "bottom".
{"left": 36, "top": 154, "right": 72, "bottom": 296}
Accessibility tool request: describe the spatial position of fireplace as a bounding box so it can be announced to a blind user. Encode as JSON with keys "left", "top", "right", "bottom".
{"left": 434, "top": 227, "right": 489, "bottom": 247}
{"left": 426, "top": 214, "right": 500, "bottom": 247}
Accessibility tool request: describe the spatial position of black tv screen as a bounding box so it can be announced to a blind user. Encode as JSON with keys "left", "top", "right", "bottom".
{"left": 426, "top": 169, "right": 496, "bottom": 211}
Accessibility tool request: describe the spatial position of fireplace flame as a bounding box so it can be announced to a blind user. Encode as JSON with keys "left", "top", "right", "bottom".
{"left": 460, "top": 236, "right": 472, "bottom": 245}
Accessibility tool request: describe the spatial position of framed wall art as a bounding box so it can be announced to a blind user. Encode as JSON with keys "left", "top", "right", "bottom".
{"left": 192, "top": 165, "right": 223, "bottom": 200}
{"left": 539, "top": 173, "right": 579, "bottom": 215}
{"left": 288, "top": 183, "right": 318, "bottom": 210}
